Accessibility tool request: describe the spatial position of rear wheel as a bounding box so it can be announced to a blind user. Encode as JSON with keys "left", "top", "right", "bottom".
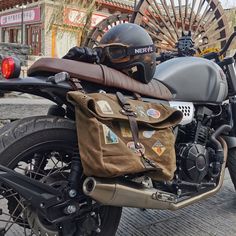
{"left": 0, "top": 116, "right": 122, "bottom": 236}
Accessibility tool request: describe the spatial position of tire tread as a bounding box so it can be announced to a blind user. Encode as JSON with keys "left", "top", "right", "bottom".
{"left": 0, "top": 116, "right": 122, "bottom": 235}
{"left": 0, "top": 116, "right": 75, "bottom": 153}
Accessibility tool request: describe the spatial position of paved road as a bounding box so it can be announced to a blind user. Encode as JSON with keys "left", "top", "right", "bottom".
{"left": 0, "top": 141, "right": 234, "bottom": 235}
{"left": 1, "top": 97, "right": 236, "bottom": 236}
{"left": 117, "top": 170, "right": 236, "bottom": 236}
{"left": 2, "top": 171, "right": 235, "bottom": 236}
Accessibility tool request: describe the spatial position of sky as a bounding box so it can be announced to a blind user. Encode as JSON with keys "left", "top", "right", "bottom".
{"left": 220, "top": 0, "right": 236, "bottom": 8}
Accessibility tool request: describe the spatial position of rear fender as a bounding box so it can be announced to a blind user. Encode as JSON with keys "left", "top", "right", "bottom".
{"left": 0, "top": 76, "right": 72, "bottom": 106}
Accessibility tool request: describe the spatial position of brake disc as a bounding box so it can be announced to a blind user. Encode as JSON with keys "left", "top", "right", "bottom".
{"left": 26, "top": 207, "right": 59, "bottom": 236}
{"left": 26, "top": 172, "right": 68, "bottom": 236}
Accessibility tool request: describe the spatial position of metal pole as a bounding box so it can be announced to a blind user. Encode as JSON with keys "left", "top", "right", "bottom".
{"left": 21, "top": 6, "right": 23, "bottom": 44}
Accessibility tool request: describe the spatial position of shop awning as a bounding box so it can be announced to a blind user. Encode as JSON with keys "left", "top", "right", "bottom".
{"left": 98, "top": 0, "right": 134, "bottom": 10}
{"left": 0, "top": 0, "right": 134, "bottom": 12}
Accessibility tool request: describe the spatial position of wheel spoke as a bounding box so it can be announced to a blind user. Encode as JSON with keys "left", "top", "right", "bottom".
{"left": 195, "top": 26, "right": 228, "bottom": 48}
{"left": 194, "top": 14, "right": 227, "bottom": 42}
{"left": 198, "top": 37, "right": 228, "bottom": 48}
{"left": 5, "top": 200, "right": 26, "bottom": 233}
{"left": 147, "top": 1, "right": 177, "bottom": 43}
{"left": 0, "top": 150, "right": 73, "bottom": 234}
{"left": 193, "top": 1, "right": 213, "bottom": 39}
{"left": 83, "top": 14, "right": 132, "bottom": 48}
{"left": 178, "top": 0, "right": 185, "bottom": 32}
{"left": 0, "top": 188, "right": 18, "bottom": 200}
{"left": 189, "top": 0, "right": 197, "bottom": 31}
{"left": 32, "top": 154, "right": 47, "bottom": 180}
{"left": 192, "top": 0, "right": 204, "bottom": 31}
{"left": 46, "top": 158, "right": 69, "bottom": 179}
{"left": 0, "top": 117, "right": 84, "bottom": 235}
{"left": 131, "top": 0, "right": 229, "bottom": 53}
{"left": 161, "top": 0, "right": 180, "bottom": 39}
{"left": 15, "top": 166, "right": 47, "bottom": 178}
{"left": 142, "top": 13, "right": 176, "bottom": 46}
{"left": 203, "top": 3, "right": 220, "bottom": 28}
{"left": 185, "top": 0, "right": 189, "bottom": 21}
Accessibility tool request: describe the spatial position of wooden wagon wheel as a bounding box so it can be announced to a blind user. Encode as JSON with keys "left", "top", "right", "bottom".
{"left": 83, "top": 13, "right": 132, "bottom": 48}
{"left": 131, "top": 0, "right": 230, "bottom": 53}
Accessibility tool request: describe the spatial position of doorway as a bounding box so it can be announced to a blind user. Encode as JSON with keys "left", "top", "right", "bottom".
{"left": 27, "top": 25, "right": 42, "bottom": 55}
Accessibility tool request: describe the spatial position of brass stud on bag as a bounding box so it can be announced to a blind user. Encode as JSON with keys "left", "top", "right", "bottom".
{"left": 120, "top": 109, "right": 126, "bottom": 115}
{"left": 120, "top": 109, "right": 137, "bottom": 117}
{"left": 136, "top": 142, "right": 142, "bottom": 149}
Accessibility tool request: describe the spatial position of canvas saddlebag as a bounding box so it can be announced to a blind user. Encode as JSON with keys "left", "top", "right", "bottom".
{"left": 68, "top": 91, "right": 183, "bottom": 181}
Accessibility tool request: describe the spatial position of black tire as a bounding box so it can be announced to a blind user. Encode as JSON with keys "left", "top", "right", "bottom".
{"left": 227, "top": 148, "right": 236, "bottom": 190}
{"left": 0, "top": 116, "right": 122, "bottom": 236}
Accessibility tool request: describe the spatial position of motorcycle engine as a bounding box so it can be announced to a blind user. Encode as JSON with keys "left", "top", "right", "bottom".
{"left": 174, "top": 106, "right": 218, "bottom": 185}
{"left": 161, "top": 104, "right": 226, "bottom": 196}
{"left": 177, "top": 143, "right": 209, "bottom": 183}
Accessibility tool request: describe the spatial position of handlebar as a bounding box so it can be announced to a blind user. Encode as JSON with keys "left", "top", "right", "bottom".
{"left": 219, "top": 31, "right": 236, "bottom": 56}
{"left": 156, "top": 30, "right": 236, "bottom": 63}
{"left": 198, "top": 31, "right": 236, "bottom": 61}
{"left": 156, "top": 52, "right": 179, "bottom": 62}
{"left": 156, "top": 55, "right": 163, "bottom": 62}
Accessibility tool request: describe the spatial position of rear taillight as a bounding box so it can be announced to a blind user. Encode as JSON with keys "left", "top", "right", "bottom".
{"left": 1, "top": 57, "right": 21, "bottom": 79}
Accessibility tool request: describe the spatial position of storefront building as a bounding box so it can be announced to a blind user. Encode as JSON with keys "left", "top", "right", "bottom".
{"left": 51, "top": 7, "right": 108, "bottom": 58}
{"left": 0, "top": 6, "right": 42, "bottom": 55}
{"left": 0, "top": 0, "right": 134, "bottom": 57}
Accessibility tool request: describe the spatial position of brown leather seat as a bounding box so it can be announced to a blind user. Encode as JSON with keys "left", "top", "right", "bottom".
{"left": 28, "top": 58, "right": 172, "bottom": 100}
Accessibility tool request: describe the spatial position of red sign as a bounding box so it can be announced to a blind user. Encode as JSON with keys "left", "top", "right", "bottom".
{"left": 64, "top": 8, "right": 107, "bottom": 27}
{"left": 0, "top": 7, "right": 41, "bottom": 26}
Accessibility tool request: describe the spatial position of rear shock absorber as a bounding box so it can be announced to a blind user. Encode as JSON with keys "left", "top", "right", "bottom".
{"left": 68, "top": 154, "right": 83, "bottom": 198}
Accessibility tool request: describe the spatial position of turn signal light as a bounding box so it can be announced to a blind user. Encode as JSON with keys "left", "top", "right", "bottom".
{"left": 1, "top": 57, "right": 21, "bottom": 79}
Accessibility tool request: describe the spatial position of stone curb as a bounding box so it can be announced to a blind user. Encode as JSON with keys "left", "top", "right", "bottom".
{"left": 0, "top": 98, "right": 54, "bottom": 120}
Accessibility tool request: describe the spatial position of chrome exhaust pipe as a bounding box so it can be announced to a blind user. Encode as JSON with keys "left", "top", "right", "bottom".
{"left": 83, "top": 138, "right": 227, "bottom": 211}
{"left": 83, "top": 177, "right": 177, "bottom": 210}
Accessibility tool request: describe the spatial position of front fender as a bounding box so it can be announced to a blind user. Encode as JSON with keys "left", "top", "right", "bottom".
{"left": 0, "top": 76, "right": 72, "bottom": 105}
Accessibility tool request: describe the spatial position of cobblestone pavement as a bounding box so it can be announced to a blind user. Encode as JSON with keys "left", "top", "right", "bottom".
{"left": 117, "top": 171, "right": 236, "bottom": 236}
{"left": 0, "top": 171, "right": 234, "bottom": 236}
{"left": 1, "top": 95, "right": 236, "bottom": 235}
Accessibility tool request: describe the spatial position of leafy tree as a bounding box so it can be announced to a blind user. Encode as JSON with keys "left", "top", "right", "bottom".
{"left": 47, "top": 0, "right": 96, "bottom": 46}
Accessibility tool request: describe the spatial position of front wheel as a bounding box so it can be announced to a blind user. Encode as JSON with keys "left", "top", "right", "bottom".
{"left": 227, "top": 148, "right": 236, "bottom": 190}
{"left": 0, "top": 116, "right": 122, "bottom": 236}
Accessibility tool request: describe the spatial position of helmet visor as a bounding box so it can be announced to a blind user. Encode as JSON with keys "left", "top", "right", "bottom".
{"left": 95, "top": 43, "right": 155, "bottom": 63}
{"left": 108, "top": 45, "right": 127, "bottom": 60}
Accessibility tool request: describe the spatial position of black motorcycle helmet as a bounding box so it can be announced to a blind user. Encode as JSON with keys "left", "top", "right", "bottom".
{"left": 95, "top": 23, "right": 156, "bottom": 84}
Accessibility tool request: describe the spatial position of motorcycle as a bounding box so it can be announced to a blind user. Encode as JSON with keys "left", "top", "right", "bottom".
{"left": 0, "top": 31, "right": 235, "bottom": 236}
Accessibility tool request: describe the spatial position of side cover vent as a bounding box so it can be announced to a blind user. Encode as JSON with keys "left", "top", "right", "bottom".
{"left": 169, "top": 102, "right": 194, "bottom": 125}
